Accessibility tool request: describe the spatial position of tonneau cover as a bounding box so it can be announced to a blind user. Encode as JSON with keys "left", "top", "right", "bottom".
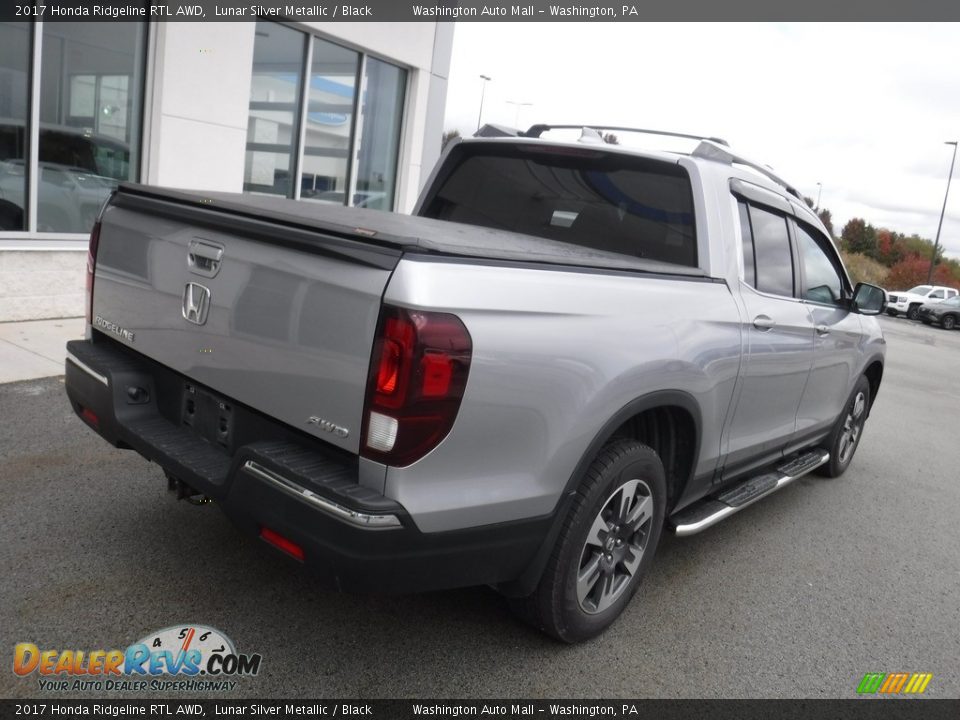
{"left": 116, "top": 183, "right": 708, "bottom": 278}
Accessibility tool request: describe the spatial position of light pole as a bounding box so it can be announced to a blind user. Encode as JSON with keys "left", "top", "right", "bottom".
{"left": 506, "top": 100, "right": 533, "bottom": 129}
{"left": 476, "top": 75, "right": 491, "bottom": 131}
{"left": 815, "top": 182, "right": 822, "bottom": 211}
{"left": 927, "top": 141, "right": 958, "bottom": 284}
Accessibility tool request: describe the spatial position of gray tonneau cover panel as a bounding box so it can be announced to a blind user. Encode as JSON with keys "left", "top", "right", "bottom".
{"left": 117, "top": 184, "right": 708, "bottom": 278}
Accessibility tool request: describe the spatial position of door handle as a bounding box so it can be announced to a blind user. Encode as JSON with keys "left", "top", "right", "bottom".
{"left": 753, "top": 315, "right": 776, "bottom": 331}
{"left": 188, "top": 239, "right": 224, "bottom": 278}
{"left": 815, "top": 325, "right": 830, "bottom": 336}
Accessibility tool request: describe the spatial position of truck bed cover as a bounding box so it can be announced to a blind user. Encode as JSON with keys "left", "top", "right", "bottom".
{"left": 115, "top": 183, "right": 707, "bottom": 278}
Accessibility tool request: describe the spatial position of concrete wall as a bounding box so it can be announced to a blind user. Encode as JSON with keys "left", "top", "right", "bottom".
{"left": 0, "top": 22, "right": 452, "bottom": 323}
{"left": 0, "top": 251, "right": 85, "bottom": 322}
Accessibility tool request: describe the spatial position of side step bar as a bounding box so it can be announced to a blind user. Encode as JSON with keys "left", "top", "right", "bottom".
{"left": 671, "top": 449, "right": 830, "bottom": 537}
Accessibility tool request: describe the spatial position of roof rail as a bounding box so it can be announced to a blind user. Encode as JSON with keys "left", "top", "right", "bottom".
{"left": 692, "top": 140, "right": 801, "bottom": 200}
{"left": 523, "top": 124, "right": 729, "bottom": 146}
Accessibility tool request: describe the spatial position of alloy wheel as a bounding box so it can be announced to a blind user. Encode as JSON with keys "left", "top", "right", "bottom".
{"left": 837, "top": 391, "right": 866, "bottom": 466}
{"left": 576, "top": 479, "right": 654, "bottom": 614}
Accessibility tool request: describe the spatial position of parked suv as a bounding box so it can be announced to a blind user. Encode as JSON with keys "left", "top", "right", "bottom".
{"left": 65, "top": 125, "right": 886, "bottom": 641}
{"left": 887, "top": 285, "right": 959, "bottom": 320}
{"left": 918, "top": 295, "right": 960, "bottom": 329}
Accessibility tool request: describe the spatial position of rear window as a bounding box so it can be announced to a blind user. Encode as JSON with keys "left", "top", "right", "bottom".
{"left": 421, "top": 145, "right": 698, "bottom": 268}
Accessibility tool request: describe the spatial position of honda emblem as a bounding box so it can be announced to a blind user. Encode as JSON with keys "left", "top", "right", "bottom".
{"left": 182, "top": 282, "right": 211, "bottom": 325}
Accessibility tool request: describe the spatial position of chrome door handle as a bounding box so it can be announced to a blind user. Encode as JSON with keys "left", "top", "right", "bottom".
{"left": 815, "top": 325, "right": 830, "bottom": 336}
{"left": 753, "top": 315, "right": 776, "bottom": 331}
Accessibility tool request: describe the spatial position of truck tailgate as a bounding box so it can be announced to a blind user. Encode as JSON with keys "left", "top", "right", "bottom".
{"left": 92, "top": 191, "right": 402, "bottom": 454}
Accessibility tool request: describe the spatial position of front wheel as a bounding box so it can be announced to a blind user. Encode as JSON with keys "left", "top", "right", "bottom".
{"left": 511, "top": 440, "right": 666, "bottom": 643}
{"left": 816, "top": 376, "right": 871, "bottom": 478}
{"left": 907, "top": 305, "right": 921, "bottom": 321}
{"left": 942, "top": 315, "right": 956, "bottom": 330}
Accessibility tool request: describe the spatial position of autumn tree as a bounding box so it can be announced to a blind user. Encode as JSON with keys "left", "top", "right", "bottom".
{"left": 874, "top": 229, "right": 904, "bottom": 266}
{"left": 441, "top": 129, "right": 461, "bottom": 149}
{"left": 841, "top": 218, "right": 878, "bottom": 257}
{"left": 817, "top": 208, "right": 835, "bottom": 240}
{"left": 898, "top": 233, "right": 941, "bottom": 262}
{"left": 886, "top": 255, "right": 960, "bottom": 290}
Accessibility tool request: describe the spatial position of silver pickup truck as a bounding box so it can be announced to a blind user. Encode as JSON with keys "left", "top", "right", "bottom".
{"left": 65, "top": 126, "right": 887, "bottom": 642}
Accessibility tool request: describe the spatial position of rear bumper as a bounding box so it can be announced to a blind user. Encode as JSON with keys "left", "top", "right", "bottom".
{"left": 65, "top": 336, "right": 551, "bottom": 593}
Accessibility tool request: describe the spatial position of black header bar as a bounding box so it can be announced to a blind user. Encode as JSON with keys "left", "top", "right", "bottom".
{"left": 3, "top": 0, "right": 960, "bottom": 22}
{"left": 3, "top": 699, "right": 960, "bottom": 719}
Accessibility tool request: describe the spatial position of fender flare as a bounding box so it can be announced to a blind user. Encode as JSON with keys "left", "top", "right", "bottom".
{"left": 498, "top": 389, "right": 703, "bottom": 597}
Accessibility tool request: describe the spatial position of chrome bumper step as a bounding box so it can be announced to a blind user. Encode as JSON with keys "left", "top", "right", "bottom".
{"left": 671, "top": 449, "right": 830, "bottom": 537}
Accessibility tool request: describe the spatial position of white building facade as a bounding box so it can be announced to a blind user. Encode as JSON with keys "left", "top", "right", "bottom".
{"left": 0, "top": 20, "right": 453, "bottom": 321}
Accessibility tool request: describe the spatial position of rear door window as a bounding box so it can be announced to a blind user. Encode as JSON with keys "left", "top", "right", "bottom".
{"left": 747, "top": 205, "right": 794, "bottom": 297}
{"left": 421, "top": 145, "right": 698, "bottom": 267}
{"left": 737, "top": 201, "right": 756, "bottom": 287}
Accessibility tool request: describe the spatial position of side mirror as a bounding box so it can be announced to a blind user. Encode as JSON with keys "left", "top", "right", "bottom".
{"left": 851, "top": 282, "right": 886, "bottom": 315}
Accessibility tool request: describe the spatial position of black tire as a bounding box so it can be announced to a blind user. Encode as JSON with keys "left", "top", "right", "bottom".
{"left": 511, "top": 439, "right": 666, "bottom": 643}
{"left": 886, "top": 309, "right": 898, "bottom": 317}
{"left": 906, "top": 305, "right": 921, "bottom": 321}
{"left": 942, "top": 314, "right": 957, "bottom": 330}
{"left": 816, "top": 375, "right": 871, "bottom": 478}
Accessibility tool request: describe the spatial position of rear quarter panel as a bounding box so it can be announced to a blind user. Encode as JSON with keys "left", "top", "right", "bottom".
{"left": 382, "top": 259, "right": 744, "bottom": 532}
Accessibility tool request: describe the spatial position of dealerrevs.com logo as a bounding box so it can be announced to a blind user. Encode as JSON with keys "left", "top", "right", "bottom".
{"left": 13, "top": 625, "right": 262, "bottom": 693}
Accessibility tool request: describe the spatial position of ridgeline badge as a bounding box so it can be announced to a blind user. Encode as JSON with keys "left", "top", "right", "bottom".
{"left": 14, "top": 625, "right": 261, "bottom": 693}
{"left": 93, "top": 315, "right": 135, "bottom": 343}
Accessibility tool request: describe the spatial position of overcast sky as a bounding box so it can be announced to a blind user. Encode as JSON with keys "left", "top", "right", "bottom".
{"left": 442, "top": 23, "right": 960, "bottom": 258}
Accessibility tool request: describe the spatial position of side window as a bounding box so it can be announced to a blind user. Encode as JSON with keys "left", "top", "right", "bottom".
{"left": 796, "top": 222, "right": 843, "bottom": 305}
{"left": 737, "top": 201, "right": 756, "bottom": 287}
{"left": 748, "top": 205, "right": 794, "bottom": 297}
{"left": 929, "top": 289, "right": 945, "bottom": 299}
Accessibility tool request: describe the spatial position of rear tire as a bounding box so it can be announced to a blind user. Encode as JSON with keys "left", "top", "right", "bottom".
{"left": 942, "top": 315, "right": 956, "bottom": 330}
{"left": 816, "top": 376, "right": 871, "bottom": 478}
{"left": 511, "top": 440, "right": 666, "bottom": 643}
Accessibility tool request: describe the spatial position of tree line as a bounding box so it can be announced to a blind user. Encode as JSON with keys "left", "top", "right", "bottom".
{"left": 835, "top": 214, "right": 960, "bottom": 291}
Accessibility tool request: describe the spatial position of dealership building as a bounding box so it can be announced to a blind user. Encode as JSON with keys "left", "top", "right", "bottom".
{"left": 0, "top": 20, "right": 453, "bottom": 321}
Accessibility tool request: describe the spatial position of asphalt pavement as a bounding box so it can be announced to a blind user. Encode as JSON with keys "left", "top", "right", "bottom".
{"left": 1, "top": 315, "right": 958, "bottom": 699}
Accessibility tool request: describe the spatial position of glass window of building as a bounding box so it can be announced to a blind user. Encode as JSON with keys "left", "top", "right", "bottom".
{"left": 0, "top": 22, "right": 33, "bottom": 231}
{"left": 244, "top": 22, "right": 306, "bottom": 197}
{"left": 244, "top": 24, "right": 407, "bottom": 211}
{"left": 38, "top": 22, "right": 146, "bottom": 233}
{"left": 354, "top": 58, "right": 406, "bottom": 211}
{"left": 300, "top": 37, "right": 359, "bottom": 206}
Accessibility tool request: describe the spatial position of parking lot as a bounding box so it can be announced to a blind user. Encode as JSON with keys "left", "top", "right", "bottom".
{"left": 1, "top": 314, "right": 958, "bottom": 699}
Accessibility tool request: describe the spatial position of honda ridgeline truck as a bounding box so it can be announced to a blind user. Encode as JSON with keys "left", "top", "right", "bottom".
{"left": 65, "top": 126, "right": 887, "bottom": 642}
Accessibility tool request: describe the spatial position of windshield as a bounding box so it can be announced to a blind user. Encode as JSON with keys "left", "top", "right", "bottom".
{"left": 907, "top": 285, "right": 932, "bottom": 295}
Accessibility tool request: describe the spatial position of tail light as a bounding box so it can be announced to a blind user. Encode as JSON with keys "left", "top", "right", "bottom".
{"left": 360, "top": 305, "right": 472, "bottom": 467}
{"left": 85, "top": 220, "right": 101, "bottom": 325}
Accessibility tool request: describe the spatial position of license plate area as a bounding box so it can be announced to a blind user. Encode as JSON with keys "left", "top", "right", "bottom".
{"left": 181, "top": 382, "right": 234, "bottom": 450}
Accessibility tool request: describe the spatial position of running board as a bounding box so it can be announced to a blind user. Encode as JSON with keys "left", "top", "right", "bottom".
{"left": 671, "top": 450, "right": 830, "bottom": 537}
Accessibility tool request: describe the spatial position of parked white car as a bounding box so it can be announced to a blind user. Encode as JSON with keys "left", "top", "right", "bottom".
{"left": 886, "top": 285, "right": 959, "bottom": 320}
